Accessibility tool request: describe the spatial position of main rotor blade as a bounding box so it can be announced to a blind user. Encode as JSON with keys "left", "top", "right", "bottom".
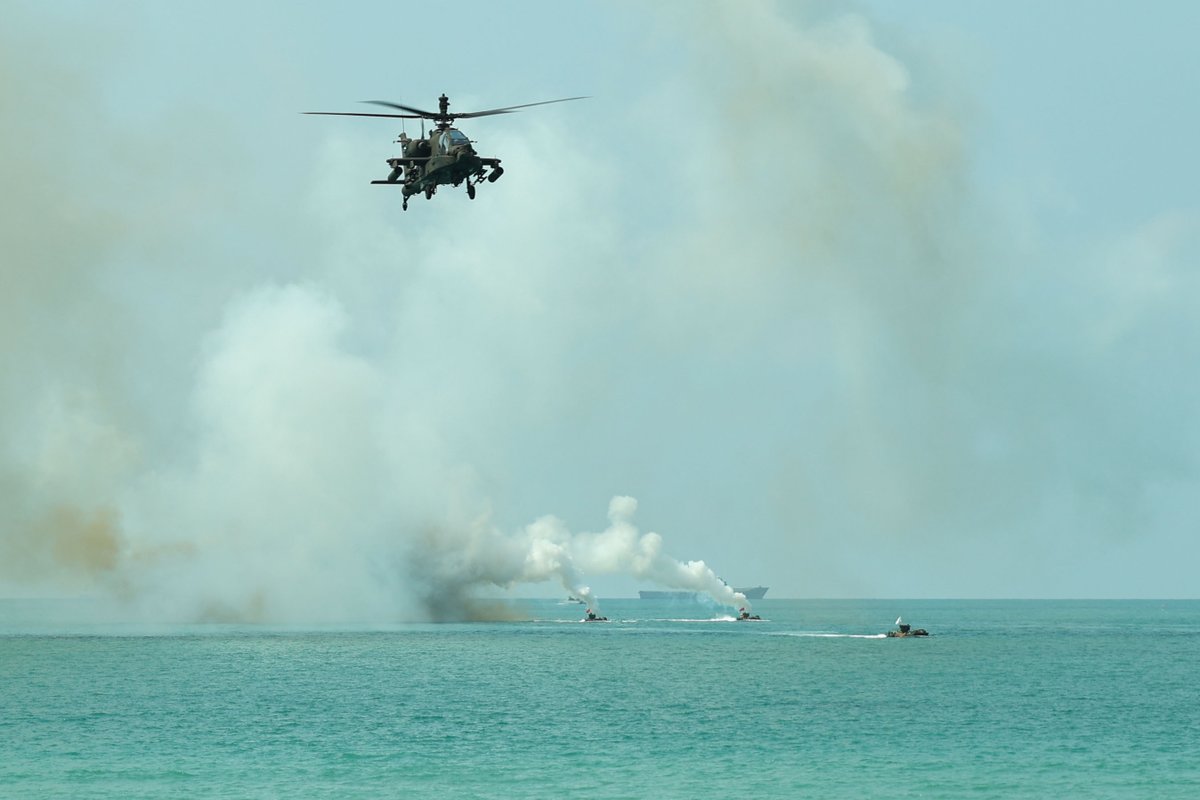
{"left": 306, "top": 96, "right": 589, "bottom": 122}
{"left": 303, "top": 111, "right": 424, "bottom": 119}
{"left": 455, "top": 96, "right": 590, "bottom": 119}
{"left": 363, "top": 100, "right": 438, "bottom": 117}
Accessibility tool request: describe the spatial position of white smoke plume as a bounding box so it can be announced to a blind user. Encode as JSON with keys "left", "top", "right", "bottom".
{"left": 567, "top": 497, "right": 747, "bottom": 610}
{"left": 407, "top": 496, "right": 746, "bottom": 620}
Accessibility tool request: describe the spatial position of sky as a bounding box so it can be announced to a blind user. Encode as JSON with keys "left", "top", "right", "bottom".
{"left": 2, "top": 1, "right": 1198, "bottom": 617}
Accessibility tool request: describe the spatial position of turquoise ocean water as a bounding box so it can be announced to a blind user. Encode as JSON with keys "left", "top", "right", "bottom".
{"left": 2, "top": 599, "right": 1198, "bottom": 799}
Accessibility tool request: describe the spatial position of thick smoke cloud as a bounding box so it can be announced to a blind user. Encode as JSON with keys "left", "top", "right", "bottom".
{"left": 0, "top": 22, "right": 737, "bottom": 620}
{"left": 4, "top": 2, "right": 1198, "bottom": 612}
{"left": 1, "top": 21, "right": 135, "bottom": 596}
{"left": 408, "top": 496, "right": 746, "bottom": 620}
{"left": 635, "top": 3, "right": 1200, "bottom": 595}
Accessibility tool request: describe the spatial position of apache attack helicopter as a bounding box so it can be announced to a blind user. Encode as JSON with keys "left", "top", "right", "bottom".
{"left": 304, "top": 93, "right": 586, "bottom": 211}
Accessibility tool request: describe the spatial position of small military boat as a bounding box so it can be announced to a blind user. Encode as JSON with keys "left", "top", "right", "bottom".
{"left": 737, "top": 608, "right": 762, "bottom": 621}
{"left": 583, "top": 610, "right": 608, "bottom": 622}
{"left": 886, "top": 618, "right": 928, "bottom": 637}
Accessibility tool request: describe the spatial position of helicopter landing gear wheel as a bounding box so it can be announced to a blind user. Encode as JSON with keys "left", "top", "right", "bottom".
{"left": 402, "top": 198, "right": 408, "bottom": 211}
{"left": 467, "top": 183, "right": 476, "bottom": 200}
{"left": 424, "top": 185, "right": 434, "bottom": 200}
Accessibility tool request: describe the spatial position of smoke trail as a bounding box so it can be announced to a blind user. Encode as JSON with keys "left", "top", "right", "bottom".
{"left": 407, "top": 496, "right": 747, "bottom": 619}
{"left": 406, "top": 513, "right": 596, "bottom": 621}
{"left": 570, "top": 497, "right": 748, "bottom": 610}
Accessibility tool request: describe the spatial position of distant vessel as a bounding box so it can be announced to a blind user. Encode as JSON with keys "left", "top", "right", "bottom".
{"left": 638, "top": 586, "right": 768, "bottom": 600}
{"left": 886, "top": 617, "right": 928, "bottom": 637}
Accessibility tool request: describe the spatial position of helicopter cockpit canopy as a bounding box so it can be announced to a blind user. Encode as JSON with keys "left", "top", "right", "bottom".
{"left": 439, "top": 128, "right": 471, "bottom": 154}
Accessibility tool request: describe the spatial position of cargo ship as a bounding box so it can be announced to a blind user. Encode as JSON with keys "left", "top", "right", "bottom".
{"left": 638, "top": 586, "right": 768, "bottom": 600}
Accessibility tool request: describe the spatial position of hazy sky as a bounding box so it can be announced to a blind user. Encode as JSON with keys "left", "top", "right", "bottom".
{"left": 3, "top": 1, "right": 1198, "bottom": 614}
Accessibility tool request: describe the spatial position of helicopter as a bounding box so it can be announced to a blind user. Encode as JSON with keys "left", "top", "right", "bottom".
{"left": 304, "top": 93, "right": 586, "bottom": 211}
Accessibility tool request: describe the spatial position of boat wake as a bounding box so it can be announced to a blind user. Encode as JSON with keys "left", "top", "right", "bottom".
{"left": 539, "top": 616, "right": 754, "bottom": 625}
{"left": 771, "top": 632, "right": 888, "bottom": 639}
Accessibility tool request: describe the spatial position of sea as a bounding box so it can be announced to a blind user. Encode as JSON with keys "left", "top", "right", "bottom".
{"left": 2, "top": 598, "right": 1198, "bottom": 799}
